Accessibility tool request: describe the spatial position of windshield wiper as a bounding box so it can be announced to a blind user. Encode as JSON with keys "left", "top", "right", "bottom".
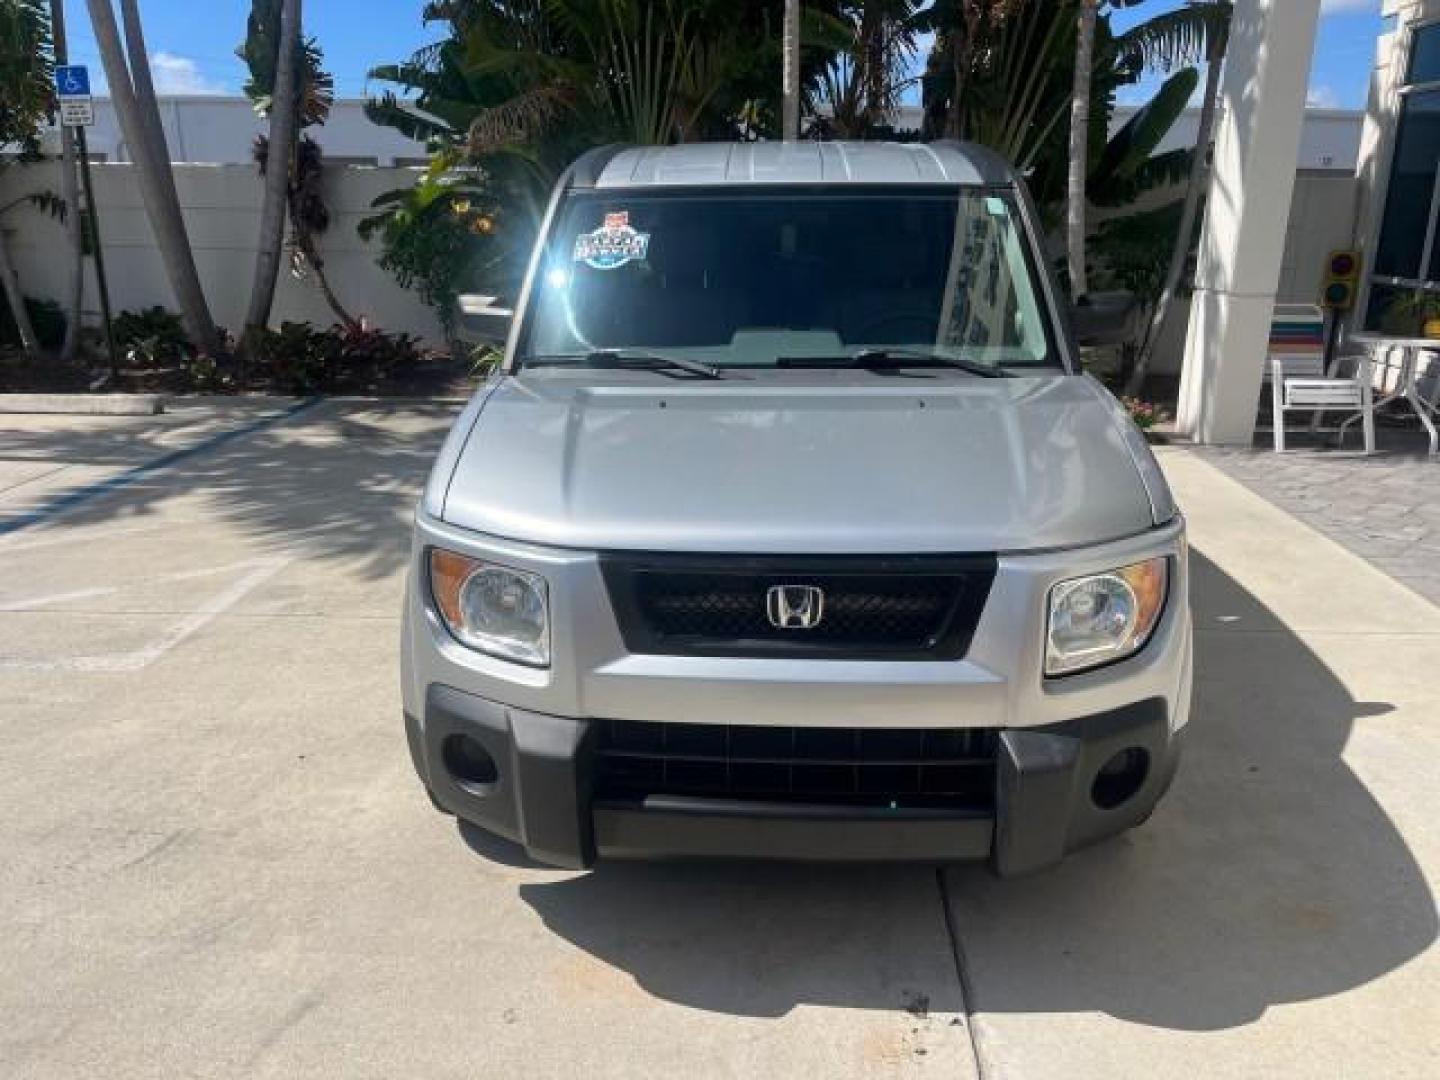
{"left": 777, "top": 348, "right": 1007, "bottom": 378}
{"left": 522, "top": 349, "right": 722, "bottom": 379}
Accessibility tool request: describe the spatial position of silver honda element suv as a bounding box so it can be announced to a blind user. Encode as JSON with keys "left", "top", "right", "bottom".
{"left": 401, "top": 141, "right": 1191, "bottom": 876}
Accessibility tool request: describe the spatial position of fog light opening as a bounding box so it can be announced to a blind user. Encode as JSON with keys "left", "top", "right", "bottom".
{"left": 441, "top": 734, "right": 499, "bottom": 790}
{"left": 1091, "top": 747, "right": 1149, "bottom": 810}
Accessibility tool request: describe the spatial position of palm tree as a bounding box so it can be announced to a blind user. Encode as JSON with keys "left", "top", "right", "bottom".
{"left": 239, "top": 0, "right": 301, "bottom": 358}
{"left": 813, "top": 1, "right": 920, "bottom": 138}
{"left": 239, "top": 12, "right": 352, "bottom": 332}
{"left": 0, "top": 0, "right": 54, "bottom": 357}
{"left": 914, "top": 1, "right": 1024, "bottom": 140}
{"left": 921, "top": 1, "right": 1071, "bottom": 168}
{"left": 251, "top": 131, "right": 355, "bottom": 328}
{"left": 1123, "top": 0, "right": 1233, "bottom": 396}
{"left": 1067, "top": 0, "right": 1099, "bottom": 299}
{"left": 49, "top": 0, "right": 82, "bottom": 361}
{"left": 783, "top": 0, "right": 800, "bottom": 139}
{"left": 0, "top": 210, "right": 39, "bottom": 356}
{"left": 86, "top": 0, "right": 220, "bottom": 354}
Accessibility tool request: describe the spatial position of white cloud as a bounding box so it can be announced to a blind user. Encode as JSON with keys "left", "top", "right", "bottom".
{"left": 148, "top": 52, "right": 227, "bottom": 96}
{"left": 1321, "top": 0, "right": 1380, "bottom": 14}
{"left": 1308, "top": 84, "right": 1341, "bottom": 108}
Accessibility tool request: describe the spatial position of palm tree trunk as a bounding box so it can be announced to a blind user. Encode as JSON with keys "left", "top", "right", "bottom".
{"left": 87, "top": 0, "right": 220, "bottom": 355}
{"left": 52, "top": 0, "right": 85, "bottom": 363}
{"left": 0, "top": 231, "right": 40, "bottom": 357}
{"left": 945, "top": 29, "right": 968, "bottom": 139}
{"left": 1125, "top": 30, "right": 1227, "bottom": 396}
{"left": 860, "top": 4, "right": 884, "bottom": 128}
{"left": 242, "top": 0, "right": 302, "bottom": 357}
{"left": 118, "top": 0, "right": 174, "bottom": 205}
{"left": 1066, "top": 0, "right": 1098, "bottom": 299}
{"left": 782, "top": 0, "right": 800, "bottom": 140}
{"left": 303, "top": 247, "right": 358, "bottom": 330}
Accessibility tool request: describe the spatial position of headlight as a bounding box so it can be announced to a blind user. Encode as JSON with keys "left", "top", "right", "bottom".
{"left": 428, "top": 549, "right": 550, "bottom": 667}
{"left": 1045, "top": 557, "right": 1168, "bottom": 676}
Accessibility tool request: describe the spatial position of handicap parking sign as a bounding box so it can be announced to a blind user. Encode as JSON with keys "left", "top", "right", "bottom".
{"left": 55, "top": 65, "right": 91, "bottom": 98}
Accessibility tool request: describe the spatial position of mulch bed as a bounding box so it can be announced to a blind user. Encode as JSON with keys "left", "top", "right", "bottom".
{"left": 0, "top": 354, "right": 97, "bottom": 393}
{"left": 0, "top": 349, "right": 480, "bottom": 398}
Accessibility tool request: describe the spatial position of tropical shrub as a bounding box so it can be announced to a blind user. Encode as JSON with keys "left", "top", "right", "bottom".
{"left": 182, "top": 352, "right": 235, "bottom": 392}
{"left": 0, "top": 293, "right": 66, "bottom": 350}
{"left": 249, "top": 321, "right": 424, "bottom": 393}
{"left": 358, "top": 163, "right": 495, "bottom": 339}
{"left": 1379, "top": 289, "right": 1440, "bottom": 337}
{"left": 111, "top": 306, "right": 191, "bottom": 365}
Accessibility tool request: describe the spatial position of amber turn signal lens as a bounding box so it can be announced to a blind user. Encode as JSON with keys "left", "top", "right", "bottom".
{"left": 428, "top": 548, "right": 477, "bottom": 631}
{"left": 1117, "top": 558, "right": 1168, "bottom": 648}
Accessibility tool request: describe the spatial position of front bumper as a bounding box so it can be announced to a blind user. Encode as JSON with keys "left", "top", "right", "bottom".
{"left": 406, "top": 684, "right": 1182, "bottom": 876}
{"left": 402, "top": 508, "right": 1191, "bottom": 875}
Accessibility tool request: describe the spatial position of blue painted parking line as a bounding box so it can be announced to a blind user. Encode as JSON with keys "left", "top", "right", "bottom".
{"left": 0, "top": 397, "right": 322, "bottom": 537}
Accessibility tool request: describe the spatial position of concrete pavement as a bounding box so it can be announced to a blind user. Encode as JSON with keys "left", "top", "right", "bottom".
{"left": 946, "top": 448, "right": 1440, "bottom": 1077}
{"left": 0, "top": 401, "right": 1435, "bottom": 1078}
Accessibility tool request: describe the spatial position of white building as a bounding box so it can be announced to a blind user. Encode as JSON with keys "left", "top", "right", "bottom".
{"left": 885, "top": 103, "right": 1364, "bottom": 173}
{"left": 46, "top": 96, "right": 1362, "bottom": 172}
{"left": 1175, "top": 0, "right": 1440, "bottom": 443}
{"left": 1353, "top": 0, "right": 1440, "bottom": 331}
{"left": 36, "top": 96, "right": 431, "bottom": 166}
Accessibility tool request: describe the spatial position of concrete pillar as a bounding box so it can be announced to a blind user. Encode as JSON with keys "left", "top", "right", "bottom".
{"left": 1176, "top": 0, "right": 1322, "bottom": 444}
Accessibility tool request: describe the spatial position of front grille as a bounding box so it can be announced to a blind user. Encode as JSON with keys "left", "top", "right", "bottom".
{"left": 594, "top": 719, "right": 999, "bottom": 810}
{"left": 600, "top": 553, "right": 996, "bottom": 660}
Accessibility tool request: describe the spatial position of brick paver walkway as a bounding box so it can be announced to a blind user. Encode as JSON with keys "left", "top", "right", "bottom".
{"left": 1195, "top": 428, "right": 1440, "bottom": 607}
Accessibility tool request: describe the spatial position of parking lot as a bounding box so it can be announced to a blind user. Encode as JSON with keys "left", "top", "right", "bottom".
{"left": 2, "top": 399, "right": 1437, "bottom": 1078}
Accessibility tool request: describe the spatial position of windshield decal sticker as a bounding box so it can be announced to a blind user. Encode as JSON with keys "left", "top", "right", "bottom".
{"left": 574, "top": 211, "right": 650, "bottom": 270}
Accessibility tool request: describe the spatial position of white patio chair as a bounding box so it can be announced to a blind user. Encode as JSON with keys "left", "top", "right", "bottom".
{"left": 1264, "top": 303, "right": 1374, "bottom": 453}
{"left": 1271, "top": 349, "right": 1375, "bottom": 453}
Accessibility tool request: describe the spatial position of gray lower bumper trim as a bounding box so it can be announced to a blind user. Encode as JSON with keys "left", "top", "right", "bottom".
{"left": 410, "top": 684, "right": 1180, "bottom": 875}
{"left": 595, "top": 798, "right": 994, "bottom": 862}
{"left": 993, "top": 697, "right": 1179, "bottom": 876}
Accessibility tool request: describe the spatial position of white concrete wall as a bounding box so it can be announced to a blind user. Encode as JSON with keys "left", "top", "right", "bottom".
{"left": 33, "top": 98, "right": 431, "bottom": 167}
{"left": 0, "top": 162, "right": 444, "bottom": 344}
{"left": 38, "top": 97, "right": 1360, "bottom": 170}
{"left": 1118, "top": 106, "right": 1362, "bottom": 170}
{"left": 886, "top": 104, "right": 1363, "bottom": 170}
{"left": 1278, "top": 171, "right": 1361, "bottom": 302}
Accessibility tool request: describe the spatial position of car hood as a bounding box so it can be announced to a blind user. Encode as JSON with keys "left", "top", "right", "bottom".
{"left": 437, "top": 371, "right": 1161, "bottom": 554}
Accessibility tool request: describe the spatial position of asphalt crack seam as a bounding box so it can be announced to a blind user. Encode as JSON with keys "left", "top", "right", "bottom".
{"left": 936, "top": 867, "right": 988, "bottom": 1080}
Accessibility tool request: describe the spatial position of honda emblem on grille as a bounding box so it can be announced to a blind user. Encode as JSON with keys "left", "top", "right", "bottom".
{"left": 766, "top": 585, "right": 825, "bottom": 629}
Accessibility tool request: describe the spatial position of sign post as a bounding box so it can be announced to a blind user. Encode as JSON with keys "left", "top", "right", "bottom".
{"left": 54, "top": 65, "right": 117, "bottom": 378}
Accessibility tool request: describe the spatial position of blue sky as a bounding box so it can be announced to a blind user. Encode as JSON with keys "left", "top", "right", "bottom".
{"left": 58, "top": 1, "right": 445, "bottom": 98}
{"left": 1111, "top": 0, "right": 1383, "bottom": 110}
{"left": 60, "top": 0, "right": 1383, "bottom": 110}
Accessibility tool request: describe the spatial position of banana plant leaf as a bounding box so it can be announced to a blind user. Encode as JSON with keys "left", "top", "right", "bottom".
{"left": 1090, "top": 65, "right": 1198, "bottom": 197}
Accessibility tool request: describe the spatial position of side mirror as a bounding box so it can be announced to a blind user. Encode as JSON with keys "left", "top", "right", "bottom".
{"left": 1069, "top": 291, "right": 1140, "bottom": 347}
{"left": 455, "top": 294, "right": 514, "bottom": 347}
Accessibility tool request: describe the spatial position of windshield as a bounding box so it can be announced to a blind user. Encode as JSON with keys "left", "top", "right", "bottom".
{"left": 520, "top": 188, "right": 1058, "bottom": 371}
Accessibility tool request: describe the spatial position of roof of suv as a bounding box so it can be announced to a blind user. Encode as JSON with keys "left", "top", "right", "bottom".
{"left": 580, "top": 140, "right": 1016, "bottom": 189}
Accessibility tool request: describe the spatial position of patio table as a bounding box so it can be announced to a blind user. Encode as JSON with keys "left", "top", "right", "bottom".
{"left": 1345, "top": 333, "right": 1440, "bottom": 456}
